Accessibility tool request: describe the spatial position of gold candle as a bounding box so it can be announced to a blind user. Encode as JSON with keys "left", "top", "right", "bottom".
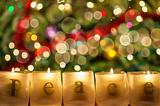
{"left": 63, "top": 71, "right": 95, "bottom": 106}
{"left": 0, "top": 68, "right": 30, "bottom": 106}
{"left": 30, "top": 68, "right": 62, "bottom": 106}
{"left": 128, "top": 71, "right": 160, "bottom": 106}
{"left": 95, "top": 68, "right": 129, "bottom": 106}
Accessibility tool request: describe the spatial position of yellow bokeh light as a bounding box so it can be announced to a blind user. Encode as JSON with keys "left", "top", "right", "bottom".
{"left": 31, "top": 1, "right": 37, "bottom": 8}
{"left": 31, "top": 34, "right": 37, "bottom": 41}
{"left": 100, "top": 40, "right": 106, "bottom": 46}
{"left": 142, "top": 6, "right": 148, "bottom": 12}
{"left": 22, "top": 52, "right": 28, "bottom": 59}
{"left": 34, "top": 42, "right": 41, "bottom": 49}
{"left": 37, "top": 3, "right": 43, "bottom": 10}
{"left": 87, "top": 2, "right": 94, "bottom": 8}
{"left": 139, "top": 1, "right": 145, "bottom": 7}
{"left": 64, "top": 4, "right": 71, "bottom": 10}
{"left": 108, "top": 50, "right": 116, "bottom": 58}
{"left": 136, "top": 16, "right": 143, "bottom": 22}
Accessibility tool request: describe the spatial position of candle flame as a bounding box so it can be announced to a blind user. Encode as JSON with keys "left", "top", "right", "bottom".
{"left": 47, "top": 68, "right": 50, "bottom": 73}
{"left": 147, "top": 70, "right": 150, "bottom": 75}
{"left": 12, "top": 67, "right": 14, "bottom": 73}
{"left": 110, "top": 68, "right": 113, "bottom": 74}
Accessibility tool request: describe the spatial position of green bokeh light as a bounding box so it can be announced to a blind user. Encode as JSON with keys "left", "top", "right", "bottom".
{"left": 8, "top": 6, "right": 14, "bottom": 12}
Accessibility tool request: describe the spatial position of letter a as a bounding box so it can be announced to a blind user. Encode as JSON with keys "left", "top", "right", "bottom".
{"left": 74, "top": 81, "right": 84, "bottom": 93}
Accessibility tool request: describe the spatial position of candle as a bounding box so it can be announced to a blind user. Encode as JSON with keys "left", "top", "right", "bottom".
{"left": 128, "top": 71, "right": 160, "bottom": 106}
{"left": 63, "top": 71, "right": 95, "bottom": 106}
{"left": 0, "top": 68, "right": 29, "bottom": 106}
{"left": 95, "top": 68, "right": 129, "bottom": 106}
{"left": 30, "top": 68, "right": 62, "bottom": 106}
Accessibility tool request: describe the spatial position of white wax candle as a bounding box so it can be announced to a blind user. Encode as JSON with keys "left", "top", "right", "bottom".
{"left": 95, "top": 68, "right": 129, "bottom": 106}
{"left": 63, "top": 71, "right": 95, "bottom": 106}
{"left": 0, "top": 68, "right": 29, "bottom": 106}
{"left": 128, "top": 71, "right": 160, "bottom": 106}
{"left": 30, "top": 68, "right": 62, "bottom": 106}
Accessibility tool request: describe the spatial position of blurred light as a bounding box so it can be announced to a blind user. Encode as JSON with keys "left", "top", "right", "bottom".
{"left": 156, "top": 7, "right": 160, "bottom": 15}
{"left": 24, "top": 69, "right": 29, "bottom": 72}
{"left": 59, "top": 4, "right": 64, "bottom": 10}
{"left": 136, "top": 16, "right": 143, "bottom": 22}
{"left": 87, "top": 36, "right": 99, "bottom": 49}
{"left": 118, "top": 23, "right": 129, "bottom": 34}
{"left": 64, "top": 4, "right": 71, "bottom": 9}
{"left": 113, "top": 7, "right": 122, "bottom": 15}
{"left": 94, "top": 34, "right": 100, "bottom": 41}
{"left": 142, "top": 6, "right": 148, "bottom": 12}
{"left": 127, "top": 22, "right": 132, "bottom": 28}
{"left": 99, "top": 0, "right": 104, "bottom": 2}
{"left": 8, "top": 6, "right": 14, "bottom": 12}
{"left": 35, "top": 56, "right": 41, "bottom": 61}
{"left": 57, "top": 0, "right": 65, "bottom": 3}
{"left": 22, "top": 52, "right": 28, "bottom": 59}
{"left": 45, "top": 26, "right": 57, "bottom": 39}
{"left": 43, "top": 51, "right": 50, "bottom": 58}
{"left": 31, "top": 1, "right": 37, "bottom": 8}
{"left": 13, "top": 49, "right": 19, "bottom": 56}
{"left": 31, "top": 34, "right": 37, "bottom": 41}
{"left": 141, "top": 37, "right": 152, "bottom": 46}
{"left": 60, "top": 62, "right": 66, "bottom": 68}
{"left": 89, "top": 48, "right": 99, "bottom": 57}
{"left": 78, "top": 44, "right": 88, "bottom": 55}
{"left": 74, "top": 65, "right": 81, "bottom": 71}
{"left": 34, "top": 42, "right": 41, "bottom": 49}
{"left": 139, "top": 1, "right": 145, "bottom": 7}
{"left": 100, "top": 40, "right": 106, "bottom": 46}
{"left": 9, "top": 42, "right": 15, "bottom": 49}
{"left": 120, "top": 34, "right": 131, "bottom": 46}
{"left": 28, "top": 65, "right": 34, "bottom": 71}
{"left": 56, "top": 42, "right": 68, "bottom": 54}
{"left": 30, "top": 19, "right": 39, "bottom": 28}
{"left": 141, "top": 48, "right": 150, "bottom": 57}
{"left": 94, "top": 11, "right": 102, "bottom": 20}
{"left": 87, "top": 2, "right": 94, "bottom": 8}
{"left": 108, "top": 50, "right": 116, "bottom": 58}
{"left": 84, "top": 11, "right": 93, "bottom": 21}
{"left": 15, "top": 68, "right": 20, "bottom": 71}
{"left": 71, "top": 49, "right": 77, "bottom": 55}
{"left": 111, "top": 28, "right": 117, "bottom": 35}
{"left": 151, "top": 28, "right": 160, "bottom": 41}
{"left": 156, "top": 49, "right": 160, "bottom": 55}
{"left": 127, "top": 54, "right": 133, "bottom": 60}
{"left": 5, "top": 54, "right": 11, "bottom": 61}
{"left": 20, "top": 19, "right": 29, "bottom": 29}
{"left": 129, "top": 10, "right": 135, "bottom": 16}
{"left": 76, "top": 41, "right": 82, "bottom": 46}
{"left": 101, "top": 11, "right": 106, "bottom": 17}
{"left": 77, "top": 56, "right": 87, "bottom": 65}
{"left": 75, "top": 24, "right": 81, "bottom": 29}
{"left": 37, "top": 3, "right": 43, "bottom": 10}
{"left": 100, "top": 38, "right": 114, "bottom": 52}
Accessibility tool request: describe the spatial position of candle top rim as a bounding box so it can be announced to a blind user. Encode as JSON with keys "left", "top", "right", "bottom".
{"left": 0, "top": 71, "right": 29, "bottom": 74}
{"left": 95, "top": 71, "right": 125, "bottom": 75}
{"left": 63, "top": 71, "right": 93, "bottom": 73}
{"left": 32, "top": 70, "right": 61, "bottom": 73}
{"left": 128, "top": 71, "right": 159, "bottom": 75}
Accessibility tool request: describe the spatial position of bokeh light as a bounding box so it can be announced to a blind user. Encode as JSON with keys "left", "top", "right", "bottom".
{"left": 87, "top": 36, "right": 99, "bottom": 49}
{"left": 34, "top": 42, "right": 41, "bottom": 49}
{"left": 100, "top": 38, "right": 114, "bottom": 51}
{"left": 5, "top": 54, "right": 11, "bottom": 61}
{"left": 9, "top": 42, "right": 15, "bottom": 49}
{"left": 87, "top": 2, "right": 94, "bottom": 8}
{"left": 28, "top": 65, "right": 34, "bottom": 71}
{"left": 77, "top": 56, "right": 87, "bottom": 65}
{"left": 142, "top": 6, "right": 148, "bottom": 12}
{"left": 74, "top": 65, "right": 81, "bottom": 71}
{"left": 151, "top": 28, "right": 160, "bottom": 41}
{"left": 30, "top": 19, "right": 39, "bottom": 28}
{"left": 59, "top": 4, "right": 64, "bottom": 10}
{"left": 127, "top": 54, "right": 133, "bottom": 60}
{"left": 120, "top": 33, "right": 132, "bottom": 46}
{"left": 31, "top": 1, "right": 37, "bottom": 8}
{"left": 16, "top": 50, "right": 30, "bottom": 63}
{"left": 118, "top": 23, "right": 129, "bottom": 34}
{"left": 37, "top": 3, "right": 43, "bottom": 10}
{"left": 94, "top": 11, "right": 102, "bottom": 20}
{"left": 71, "top": 49, "right": 77, "bottom": 55}
{"left": 78, "top": 44, "right": 88, "bottom": 55}
{"left": 156, "top": 49, "right": 160, "bottom": 55}
{"left": 31, "top": 34, "right": 37, "bottom": 41}
{"left": 8, "top": 6, "right": 14, "bottom": 12}
{"left": 13, "top": 49, "right": 19, "bottom": 56}
{"left": 60, "top": 62, "right": 66, "bottom": 68}
{"left": 89, "top": 48, "right": 99, "bottom": 57}
{"left": 141, "top": 36, "right": 152, "bottom": 47}
{"left": 141, "top": 48, "right": 150, "bottom": 57}
{"left": 139, "top": 1, "right": 145, "bottom": 7}
{"left": 56, "top": 42, "right": 68, "bottom": 54}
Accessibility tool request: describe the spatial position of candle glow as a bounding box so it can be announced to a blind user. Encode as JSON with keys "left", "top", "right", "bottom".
{"left": 110, "top": 68, "right": 113, "bottom": 74}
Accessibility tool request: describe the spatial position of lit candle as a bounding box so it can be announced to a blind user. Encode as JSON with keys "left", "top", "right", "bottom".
{"left": 30, "top": 68, "right": 62, "bottom": 106}
{"left": 0, "top": 68, "right": 29, "bottom": 105}
{"left": 63, "top": 71, "right": 95, "bottom": 106}
{"left": 95, "top": 68, "right": 129, "bottom": 106}
{"left": 128, "top": 70, "right": 160, "bottom": 106}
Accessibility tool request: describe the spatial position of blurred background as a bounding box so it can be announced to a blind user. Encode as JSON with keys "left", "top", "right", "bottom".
{"left": 1, "top": 0, "right": 160, "bottom": 73}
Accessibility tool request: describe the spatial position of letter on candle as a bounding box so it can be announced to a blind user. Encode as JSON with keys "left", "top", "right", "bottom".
{"left": 43, "top": 82, "right": 54, "bottom": 95}
{"left": 144, "top": 82, "right": 154, "bottom": 94}
{"left": 107, "top": 83, "right": 117, "bottom": 96}
{"left": 75, "top": 81, "right": 84, "bottom": 93}
{"left": 10, "top": 79, "right": 21, "bottom": 96}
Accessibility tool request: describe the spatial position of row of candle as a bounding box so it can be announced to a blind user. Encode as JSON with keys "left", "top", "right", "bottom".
{"left": 0, "top": 68, "right": 159, "bottom": 106}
